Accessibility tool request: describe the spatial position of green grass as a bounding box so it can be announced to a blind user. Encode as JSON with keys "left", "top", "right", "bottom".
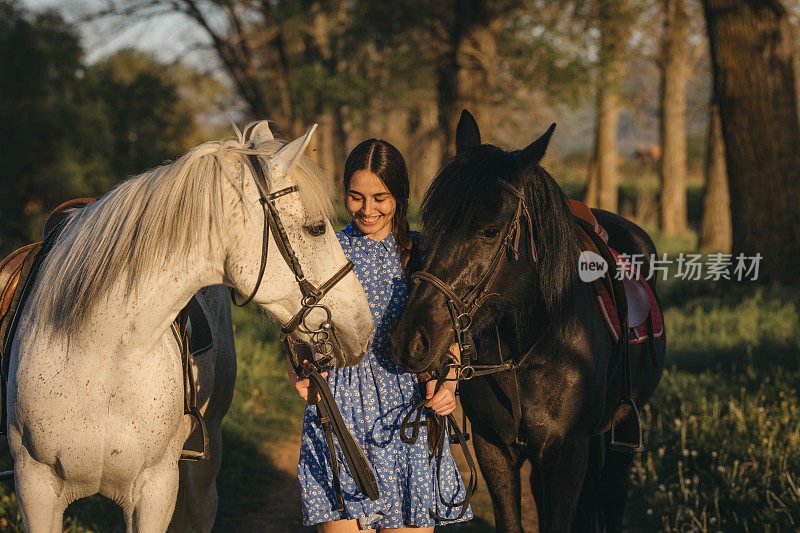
{"left": 627, "top": 286, "right": 800, "bottom": 532}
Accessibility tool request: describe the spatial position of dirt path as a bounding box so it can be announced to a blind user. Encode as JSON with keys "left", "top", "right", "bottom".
{"left": 217, "top": 405, "right": 539, "bottom": 532}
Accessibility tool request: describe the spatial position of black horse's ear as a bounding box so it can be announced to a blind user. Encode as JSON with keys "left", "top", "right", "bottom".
{"left": 518, "top": 123, "right": 556, "bottom": 167}
{"left": 456, "top": 109, "right": 481, "bottom": 154}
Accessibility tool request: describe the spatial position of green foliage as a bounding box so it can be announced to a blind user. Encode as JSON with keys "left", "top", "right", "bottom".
{"left": 628, "top": 287, "right": 800, "bottom": 531}
{"left": 85, "top": 49, "right": 197, "bottom": 180}
{"left": 0, "top": 0, "right": 113, "bottom": 252}
{"left": 500, "top": 5, "right": 594, "bottom": 108}
{"left": 0, "top": 2, "right": 217, "bottom": 256}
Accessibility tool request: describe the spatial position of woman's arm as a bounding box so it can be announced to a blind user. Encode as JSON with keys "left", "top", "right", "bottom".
{"left": 425, "top": 343, "right": 459, "bottom": 416}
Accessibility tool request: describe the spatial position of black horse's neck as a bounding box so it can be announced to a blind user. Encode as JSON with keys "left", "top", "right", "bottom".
{"left": 492, "top": 170, "right": 587, "bottom": 362}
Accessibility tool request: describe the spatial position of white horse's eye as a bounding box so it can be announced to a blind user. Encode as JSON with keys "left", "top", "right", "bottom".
{"left": 304, "top": 222, "right": 326, "bottom": 236}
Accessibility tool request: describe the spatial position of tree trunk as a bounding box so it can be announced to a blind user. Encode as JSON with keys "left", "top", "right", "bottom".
{"left": 590, "top": 0, "right": 633, "bottom": 212}
{"left": 583, "top": 121, "right": 600, "bottom": 207}
{"left": 699, "top": 103, "right": 732, "bottom": 252}
{"left": 332, "top": 106, "right": 349, "bottom": 190}
{"left": 594, "top": 85, "right": 621, "bottom": 211}
{"left": 659, "top": 0, "right": 690, "bottom": 236}
{"left": 408, "top": 100, "right": 444, "bottom": 200}
{"left": 312, "top": 111, "right": 337, "bottom": 179}
{"left": 703, "top": 0, "right": 800, "bottom": 283}
{"left": 438, "top": 0, "right": 496, "bottom": 160}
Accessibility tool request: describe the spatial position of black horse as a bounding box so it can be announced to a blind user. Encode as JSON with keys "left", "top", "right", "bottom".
{"left": 391, "top": 111, "right": 666, "bottom": 532}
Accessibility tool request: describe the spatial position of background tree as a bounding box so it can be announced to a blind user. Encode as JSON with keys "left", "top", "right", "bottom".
{"left": 87, "top": 49, "right": 197, "bottom": 180}
{"left": 0, "top": 1, "right": 213, "bottom": 255}
{"left": 659, "top": 0, "right": 690, "bottom": 235}
{"left": 585, "top": 0, "right": 634, "bottom": 212}
{"left": 0, "top": 0, "right": 111, "bottom": 253}
{"left": 699, "top": 102, "right": 731, "bottom": 251}
{"left": 702, "top": 0, "right": 800, "bottom": 283}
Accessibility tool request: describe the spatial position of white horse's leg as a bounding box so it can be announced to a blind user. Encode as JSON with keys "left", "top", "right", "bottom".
{"left": 15, "top": 455, "right": 66, "bottom": 533}
{"left": 129, "top": 459, "right": 180, "bottom": 533}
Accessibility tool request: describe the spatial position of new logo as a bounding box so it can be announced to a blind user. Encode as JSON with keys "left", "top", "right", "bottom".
{"left": 578, "top": 251, "right": 608, "bottom": 282}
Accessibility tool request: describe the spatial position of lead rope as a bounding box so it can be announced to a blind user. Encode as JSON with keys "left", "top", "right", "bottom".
{"left": 495, "top": 324, "right": 525, "bottom": 448}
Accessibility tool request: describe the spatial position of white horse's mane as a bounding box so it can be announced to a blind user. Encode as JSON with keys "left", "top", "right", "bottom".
{"left": 32, "top": 126, "right": 334, "bottom": 336}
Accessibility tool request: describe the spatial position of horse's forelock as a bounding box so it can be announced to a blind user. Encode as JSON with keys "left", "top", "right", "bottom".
{"left": 421, "top": 145, "right": 515, "bottom": 241}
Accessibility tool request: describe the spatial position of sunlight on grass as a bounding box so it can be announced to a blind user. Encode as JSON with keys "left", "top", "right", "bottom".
{"left": 628, "top": 287, "right": 800, "bottom": 531}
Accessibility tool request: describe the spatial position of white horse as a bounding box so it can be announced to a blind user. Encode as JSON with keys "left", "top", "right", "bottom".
{"left": 6, "top": 122, "right": 373, "bottom": 532}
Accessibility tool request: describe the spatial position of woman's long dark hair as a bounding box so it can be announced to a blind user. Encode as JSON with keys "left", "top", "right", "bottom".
{"left": 343, "top": 139, "right": 421, "bottom": 275}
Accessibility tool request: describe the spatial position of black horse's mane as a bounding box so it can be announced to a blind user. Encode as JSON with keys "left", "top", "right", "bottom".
{"left": 421, "top": 144, "right": 580, "bottom": 321}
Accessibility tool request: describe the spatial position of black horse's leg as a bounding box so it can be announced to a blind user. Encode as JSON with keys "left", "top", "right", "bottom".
{"left": 571, "top": 434, "right": 605, "bottom": 533}
{"left": 597, "top": 427, "right": 635, "bottom": 532}
{"left": 536, "top": 436, "right": 590, "bottom": 533}
{"left": 530, "top": 461, "right": 543, "bottom": 531}
{"left": 473, "top": 432, "right": 524, "bottom": 533}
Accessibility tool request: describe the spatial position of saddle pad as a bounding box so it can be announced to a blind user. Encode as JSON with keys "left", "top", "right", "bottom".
{"left": 186, "top": 296, "right": 213, "bottom": 357}
{"left": 593, "top": 249, "right": 664, "bottom": 345}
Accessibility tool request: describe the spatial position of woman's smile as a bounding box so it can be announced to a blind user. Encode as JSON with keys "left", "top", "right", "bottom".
{"left": 356, "top": 213, "right": 381, "bottom": 225}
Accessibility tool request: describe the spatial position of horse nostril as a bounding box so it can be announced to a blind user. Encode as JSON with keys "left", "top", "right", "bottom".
{"left": 409, "top": 331, "right": 429, "bottom": 361}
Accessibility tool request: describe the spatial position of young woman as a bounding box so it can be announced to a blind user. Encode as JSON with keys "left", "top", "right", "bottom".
{"left": 289, "top": 139, "right": 472, "bottom": 531}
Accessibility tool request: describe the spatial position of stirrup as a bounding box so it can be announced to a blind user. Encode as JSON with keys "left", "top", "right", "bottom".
{"left": 609, "top": 398, "right": 644, "bottom": 453}
{"left": 180, "top": 407, "right": 210, "bottom": 461}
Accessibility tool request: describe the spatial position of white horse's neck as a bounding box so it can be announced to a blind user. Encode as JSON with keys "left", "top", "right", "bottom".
{"left": 109, "top": 249, "right": 225, "bottom": 354}
{"left": 71, "top": 248, "right": 225, "bottom": 361}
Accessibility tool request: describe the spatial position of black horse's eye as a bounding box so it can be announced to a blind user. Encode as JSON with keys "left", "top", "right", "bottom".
{"left": 304, "top": 221, "right": 326, "bottom": 236}
{"left": 481, "top": 228, "right": 500, "bottom": 239}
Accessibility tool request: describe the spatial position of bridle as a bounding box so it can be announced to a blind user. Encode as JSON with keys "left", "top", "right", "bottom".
{"left": 233, "top": 152, "right": 380, "bottom": 510}
{"left": 410, "top": 179, "right": 537, "bottom": 381}
{"left": 399, "top": 178, "right": 545, "bottom": 521}
{"left": 232, "top": 152, "right": 355, "bottom": 368}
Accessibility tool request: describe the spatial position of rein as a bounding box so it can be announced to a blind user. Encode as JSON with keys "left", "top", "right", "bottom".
{"left": 233, "top": 153, "right": 379, "bottom": 510}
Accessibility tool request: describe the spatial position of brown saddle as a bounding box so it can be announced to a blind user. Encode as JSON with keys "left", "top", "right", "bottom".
{"left": 0, "top": 243, "right": 45, "bottom": 357}
{"left": 568, "top": 199, "right": 650, "bottom": 329}
{"left": 0, "top": 199, "right": 213, "bottom": 461}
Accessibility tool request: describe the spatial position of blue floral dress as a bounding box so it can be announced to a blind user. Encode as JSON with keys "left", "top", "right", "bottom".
{"left": 297, "top": 222, "right": 473, "bottom": 528}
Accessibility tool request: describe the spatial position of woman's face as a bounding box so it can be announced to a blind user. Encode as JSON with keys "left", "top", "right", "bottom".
{"left": 346, "top": 169, "right": 396, "bottom": 241}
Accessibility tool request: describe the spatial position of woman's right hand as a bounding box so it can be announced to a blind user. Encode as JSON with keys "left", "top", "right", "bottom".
{"left": 286, "top": 358, "right": 328, "bottom": 405}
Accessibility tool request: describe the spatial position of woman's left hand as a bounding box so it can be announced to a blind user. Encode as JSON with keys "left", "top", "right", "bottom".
{"left": 425, "top": 380, "right": 457, "bottom": 416}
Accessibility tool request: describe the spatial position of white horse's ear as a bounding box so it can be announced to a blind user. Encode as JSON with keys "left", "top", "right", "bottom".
{"left": 249, "top": 121, "right": 274, "bottom": 143}
{"left": 267, "top": 123, "right": 318, "bottom": 179}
